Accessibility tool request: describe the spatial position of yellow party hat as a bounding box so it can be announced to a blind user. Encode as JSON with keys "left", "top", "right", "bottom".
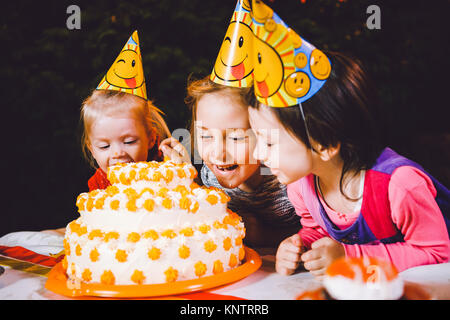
{"left": 251, "top": 0, "right": 331, "bottom": 107}
{"left": 210, "top": 0, "right": 255, "bottom": 87}
{"left": 97, "top": 30, "right": 148, "bottom": 100}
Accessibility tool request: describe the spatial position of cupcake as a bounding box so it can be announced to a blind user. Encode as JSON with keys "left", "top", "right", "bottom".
{"left": 323, "top": 257, "right": 404, "bottom": 300}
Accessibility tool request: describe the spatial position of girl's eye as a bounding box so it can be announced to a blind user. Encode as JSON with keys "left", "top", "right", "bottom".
{"left": 99, "top": 145, "right": 109, "bottom": 150}
{"left": 229, "top": 136, "right": 246, "bottom": 142}
{"left": 124, "top": 139, "right": 137, "bottom": 145}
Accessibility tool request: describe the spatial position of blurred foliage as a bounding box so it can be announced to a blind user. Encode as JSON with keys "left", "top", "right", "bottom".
{"left": 0, "top": 0, "right": 448, "bottom": 235}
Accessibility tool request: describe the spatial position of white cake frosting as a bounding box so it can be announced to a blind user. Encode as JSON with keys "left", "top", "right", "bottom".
{"left": 63, "top": 160, "right": 246, "bottom": 285}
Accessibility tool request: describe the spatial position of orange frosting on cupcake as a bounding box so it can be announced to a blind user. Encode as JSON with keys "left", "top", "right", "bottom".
{"left": 326, "top": 257, "right": 399, "bottom": 282}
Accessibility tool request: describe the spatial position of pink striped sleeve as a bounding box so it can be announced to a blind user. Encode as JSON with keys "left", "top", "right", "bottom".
{"left": 287, "top": 180, "right": 329, "bottom": 249}
{"left": 344, "top": 166, "right": 450, "bottom": 271}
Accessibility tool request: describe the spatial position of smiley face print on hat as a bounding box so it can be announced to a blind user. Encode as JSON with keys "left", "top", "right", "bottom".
{"left": 210, "top": 0, "right": 255, "bottom": 87}
{"left": 97, "top": 30, "right": 148, "bottom": 100}
{"left": 251, "top": 0, "right": 331, "bottom": 107}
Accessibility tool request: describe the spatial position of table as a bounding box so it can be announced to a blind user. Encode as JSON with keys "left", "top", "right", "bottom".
{"left": 1, "top": 231, "right": 449, "bottom": 300}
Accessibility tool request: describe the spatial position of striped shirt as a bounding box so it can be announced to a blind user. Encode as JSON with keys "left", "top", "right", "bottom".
{"left": 200, "top": 165, "right": 300, "bottom": 228}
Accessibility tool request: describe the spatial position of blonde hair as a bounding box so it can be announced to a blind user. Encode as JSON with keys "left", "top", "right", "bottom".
{"left": 80, "top": 90, "right": 170, "bottom": 168}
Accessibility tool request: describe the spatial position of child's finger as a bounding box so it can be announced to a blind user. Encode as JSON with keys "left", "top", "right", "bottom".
{"left": 161, "top": 145, "right": 183, "bottom": 163}
{"left": 291, "top": 233, "right": 302, "bottom": 247}
{"left": 279, "top": 258, "right": 299, "bottom": 270}
{"left": 311, "top": 237, "right": 332, "bottom": 249}
{"left": 173, "top": 141, "right": 189, "bottom": 157}
{"left": 301, "top": 249, "right": 321, "bottom": 262}
{"left": 160, "top": 138, "right": 184, "bottom": 155}
{"left": 163, "top": 137, "right": 191, "bottom": 162}
{"left": 277, "top": 251, "right": 301, "bottom": 263}
{"left": 283, "top": 241, "right": 303, "bottom": 254}
{"left": 278, "top": 234, "right": 302, "bottom": 253}
{"left": 167, "top": 137, "right": 182, "bottom": 148}
{"left": 275, "top": 264, "right": 293, "bottom": 276}
{"left": 159, "top": 137, "right": 175, "bottom": 149}
{"left": 303, "top": 258, "right": 324, "bottom": 272}
{"left": 276, "top": 260, "right": 298, "bottom": 275}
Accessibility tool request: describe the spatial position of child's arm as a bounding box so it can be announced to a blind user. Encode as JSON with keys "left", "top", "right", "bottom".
{"left": 275, "top": 233, "right": 304, "bottom": 275}
{"left": 41, "top": 227, "right": 66, "bottom": 235}
{"left": 287, "top": 181, "right": 330, "bottom": 248}
{"left": 343, "top": 166, "right": 450, "bottom": 271}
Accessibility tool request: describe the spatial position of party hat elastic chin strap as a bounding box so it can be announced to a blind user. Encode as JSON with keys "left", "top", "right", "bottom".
{"left": 298, "top": 103, "right": 318, "bottom": 153}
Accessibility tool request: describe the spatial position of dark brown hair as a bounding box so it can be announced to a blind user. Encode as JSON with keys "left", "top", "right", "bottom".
{"left": 250, "top": 51, "right": 384, "bottom": 200}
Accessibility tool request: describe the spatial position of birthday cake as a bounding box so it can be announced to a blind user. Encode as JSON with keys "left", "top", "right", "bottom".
{"left": 63, "top": 160, "right": 246, "bottom": 285}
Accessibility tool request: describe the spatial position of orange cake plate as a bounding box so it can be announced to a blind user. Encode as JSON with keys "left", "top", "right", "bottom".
{"left": 45, "top": 246, "right": 261, "bottom": 299}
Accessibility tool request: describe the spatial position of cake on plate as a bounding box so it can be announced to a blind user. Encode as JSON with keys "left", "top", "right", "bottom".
{"left": 62, "top": 159, "right": 246, "bottom": 285}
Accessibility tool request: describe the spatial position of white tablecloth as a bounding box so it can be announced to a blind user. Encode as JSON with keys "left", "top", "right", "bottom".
{"left": 1, "top": 231, "right": 449, "bottom": 300}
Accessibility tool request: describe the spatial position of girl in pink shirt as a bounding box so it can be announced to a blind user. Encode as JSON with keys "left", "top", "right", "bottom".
{"left": 248, "top": 51, "right": 450, "bottom": 279}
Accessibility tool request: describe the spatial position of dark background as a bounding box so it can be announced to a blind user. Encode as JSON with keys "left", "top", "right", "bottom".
{"left": 1, "top": 0, "right": 448, "bottom": 236}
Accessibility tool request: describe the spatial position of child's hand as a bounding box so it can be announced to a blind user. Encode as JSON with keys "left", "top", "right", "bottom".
{"left": 275, "top": 233, "right": 304, "bottom": 275}
{"left": 159, "top": 137, "right": 191, "bottom": 164}
{"left": 301, "top": 237, "right": 345, "bottom": 279}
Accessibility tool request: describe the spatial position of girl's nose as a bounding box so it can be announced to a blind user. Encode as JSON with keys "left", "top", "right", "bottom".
{"left": 253, "top": 141, "right": 265, "bottom": 162}
{"left": 210, "top": 138, "right": 227, "bottom": 163}
{"left": 111, "top": 144, "right": 126, "bottom": 157}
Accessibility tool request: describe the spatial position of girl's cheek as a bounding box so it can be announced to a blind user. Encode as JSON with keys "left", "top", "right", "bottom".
{"left": 252, "top": 140, "right": 263, "bottom": 162}
{"left": 224, "top": 142, "right": 244, "bottom": 164}
{"left": 196, "top": 138, "right": 209, "bottom": 160}
{"left": 244, "top": 142, "right": 257, "bottom": 165}
{"left": 266, "top": 145, "right": 279, "bottom": 168}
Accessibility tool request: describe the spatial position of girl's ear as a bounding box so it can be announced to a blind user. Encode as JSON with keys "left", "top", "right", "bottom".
{"left": 147, "top": 129, "right": 157, "bottom": 150}
{"left": 313, "top": 142, "right": 340, "bottom": 161}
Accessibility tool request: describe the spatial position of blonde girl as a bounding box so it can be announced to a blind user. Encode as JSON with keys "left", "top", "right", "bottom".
{"left": 81, "top": 89, "right": 170, "bottom": 191}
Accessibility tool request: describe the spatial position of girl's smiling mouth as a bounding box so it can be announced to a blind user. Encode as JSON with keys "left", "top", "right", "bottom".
{"left": 210, "top": 163, "right": 240, "bottom": 178}
{"left": 215, "top": 164, "right": 239, "bottom": 171}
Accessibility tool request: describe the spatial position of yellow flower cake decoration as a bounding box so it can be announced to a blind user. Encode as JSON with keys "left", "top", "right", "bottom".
{"left": 115, "top": 249, "right": 128, "bottom": 262}
{"left": 64, "top": 158, "right": 246, "bottom": 285}
{"left": 164, "top": 267, "right": 178, "bottom": 283}
{"left": 82, "top": 269, "right": 92, "bottom": 282}
{"left": 131, "top": 270, "right": 145, "bottom": 285}
{"left": 213, "top": 260, "right": 224, "bottom": 275}
{"left": 101, "top": 270, "right": 115, "bottom": 285}
{"left": 148, "top": 247, "right": 161, "bottom": 260}
{"left": 195, "top": 261, "right": 207, "bottom": 277}
{"left": 178, "top": 245, "right": 190, "bottom": 259}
